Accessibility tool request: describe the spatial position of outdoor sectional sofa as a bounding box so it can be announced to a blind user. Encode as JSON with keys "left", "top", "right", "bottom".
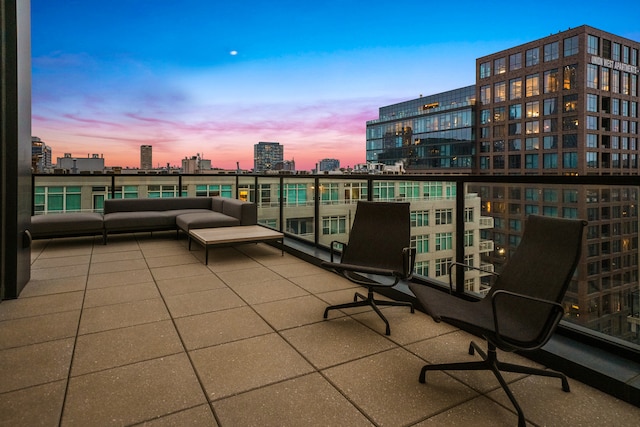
{"left": 30, "top": 196, "right": 257, "bottom": 244}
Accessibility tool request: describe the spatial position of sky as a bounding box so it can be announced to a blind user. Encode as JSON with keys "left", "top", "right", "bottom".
{"left": 31, "top": 0, "right": 640, "bottom": 171}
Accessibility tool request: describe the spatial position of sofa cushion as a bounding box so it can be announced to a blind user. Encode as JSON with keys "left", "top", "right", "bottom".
{"left": 176, "top": 212, "right": 240, "bottom": 231}
{"left": 103, "top": 211, "right": 174, "bottom": 230}
{"left": 31, "top": 213, "right": 104, "bottom": 236}
{"left": 163, "top": 209, "right": 213, "bottom": 220}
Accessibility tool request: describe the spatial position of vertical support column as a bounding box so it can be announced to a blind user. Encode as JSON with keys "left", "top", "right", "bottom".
{"left": 1, "top": 0, "right": 32, "bottom": 299}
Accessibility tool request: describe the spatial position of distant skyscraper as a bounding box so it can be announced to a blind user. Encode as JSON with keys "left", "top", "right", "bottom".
{"left": 31, "top": 136, "right": 52, "bottom": 173}
{"left": 319, "top": 158, "right": 340, "bottom": 172}
{"left": 254, "top": 142, "right": 283, "bottom": 172}
{"left": 140, "top": 145, "right": 152, "bottom": 169}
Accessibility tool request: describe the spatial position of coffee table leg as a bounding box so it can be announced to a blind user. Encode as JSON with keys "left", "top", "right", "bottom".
{"left": 205, "top": 245, "right": 209, "bottom": 265}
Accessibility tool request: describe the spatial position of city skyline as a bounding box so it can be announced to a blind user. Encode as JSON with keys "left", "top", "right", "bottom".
{"left": 31, "top": 0, "right": 640, "bottom": 170}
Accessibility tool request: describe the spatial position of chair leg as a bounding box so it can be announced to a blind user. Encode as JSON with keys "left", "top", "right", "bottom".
{"left": 418, "top": 341, "right": 569, "bottom": 427}
{"left": 324, "top": 287, "right": 413, "bottom": 336}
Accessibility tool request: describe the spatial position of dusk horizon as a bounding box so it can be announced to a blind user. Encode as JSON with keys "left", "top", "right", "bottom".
{"left": 31, "top": 1, "right": 640, "bottom": 171}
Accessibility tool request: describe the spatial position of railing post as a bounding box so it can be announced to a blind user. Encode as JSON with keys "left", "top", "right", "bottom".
{"left": 455, "top": 179, "right": 465, "bottom": 293}
{"left": 279, "top": 175, "right": 284, "bottom": 233}
{"left": 314, "top": 176, "right": 320, "bottom": 246}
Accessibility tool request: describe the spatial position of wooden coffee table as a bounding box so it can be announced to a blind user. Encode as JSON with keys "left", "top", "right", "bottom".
{"left": 188, "top": 225, "right": 284, "bottom": 264}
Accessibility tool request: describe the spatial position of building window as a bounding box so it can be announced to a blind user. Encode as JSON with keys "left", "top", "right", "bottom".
{"left": 411, "top": 210, "right": 429, "bottom": 227}
{"left": 543, "top": 153, "right": 558, "bottom": 168}
{"left": 525, "top": 101, "right": 540, "bottom": 118}
{"left": 526, "top": 47, "right": 539, "bottom": 66}
{"left": 480, "top": 85, "right": 491, "bottom": 104}
{"left": 563, "top": 134, "right": 578, "bottom": 148}
{"left": 435, "top": 258, "right": 452, "bottom": 277}
{"left": 509, "top": 104, "right": 522, "bottom": 120}
{"left": 509, "top": 78, "right": 522, "bottom": 100}
{"left": 586, "top": 116, "right": 599, "bottom": 130}
{"left": 587, "top": 35, "right": 599, "bottom": 55}
{"left": 509, "top": 154, "right": 521, "bottom": 168}
{"left": 544, "top": 69, "right": 559, "bottom": 93}
{"left": 464, "top": 230, "right": 474, "bottom": 247}
{"left": 494, "top": 106, "right": 506, "bottom": 122}
{"left": 543, "top": 118, "right": 557, "bottom": 132}
{"left": 613, "top": 42, "right": 621, "bottom": 61}
{"left": 587, "top": 94, "right": 599, "bottom": 112}
{"left": 543, "top": 97, "right": 557, "bottom": 115}
{"left": 435, "top": 208, "right": 453, "bottom": 225}
{"left": 564, "top": 36, "right": 579, "bottom": 56}
{"left": 282, "top": 184, "right": 308, "bottom": 206}
{"left": 543, "top": 135, "right": 558, "bottom": 149}
{"left": 414, "top": 261, "right": 429, "bottom": 277}
{"left": 612, "top": 70, "right": 620, "bottom": 93}
{"left": 563, "top": 94, "right": 578, "bottom": 112}
{"left": 509, "top": 123, "right": 522, "bottom": 135}
{"left": 465, "top": 207, "right": 474, "bottom": 223}
{"left": 586, "top": 152, "right": 598, "bottom": 168}
{"left": 525, "top": 74, "right": 539, "bottom": 97}
{"left": 398, "top": 182, "right": 420, "bottom": 200}
{"left": 320, "top": 183, "right": 340, "bottom": 204}
{"left": 601, "top": 67, "right": 610, "bottom": 91}
{"left": 525, "top": 121, "right": 540, "bottom": 134}
{"left": 435, "top": 232, "right": 453, "bottom": 251}
{"left": 480, "top": 109, "right": 490, "bottom": 124}
{"left": 322, "top": 215, "right": 346, "bottom": 235}
{"left": 586, "top": 134, "right": 598, "bottom": 148}
{"left": 494, "top": 81, "right": 506, "bottom": 102}
{"left": 587, "top": 64, "right": 598, "bottom": 89}
{"left": 196, "top": 184, "right": 233, "bottom": 198}
{"left": 563, "top": 64, "right": 577, "bottom": 90}
{"left": 525, "top": 154, "right": 538, "bottom": 169}
{"left": 563, "top": 152, "right": 578, "bottom": 168}
{"left": 509, "top": 139, "right": 522, "bottom": 150}
{"left": 480, "top": 62, "right": 491, "bottom": 78}
{"left": 373, "top": 182, "right": 395, "bottom": 201}
{"left": 525, "top": 137, "right": 539, "bottom": 150}
{"left": 34, "top": 186, "right": 82, "bottom": 214}
{"left": 494, "top": 57, "right": 506, "bottom": 74}
{"left": 509, "top": 52, "right": 522, "bottom": 70}
{"left": 411, "top": 235, "right": 429, "bottom": 254}
{"left": 544, "top": 42, "right": 559, "bottom": 61}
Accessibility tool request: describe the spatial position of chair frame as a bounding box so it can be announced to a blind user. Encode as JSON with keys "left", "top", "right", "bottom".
{"left": 323, "top": 241, "right": 416, "bottom": 335}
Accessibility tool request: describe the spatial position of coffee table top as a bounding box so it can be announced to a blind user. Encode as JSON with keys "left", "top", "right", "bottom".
{"left": 189, "top": 225, "right": 283, "bottom": 245}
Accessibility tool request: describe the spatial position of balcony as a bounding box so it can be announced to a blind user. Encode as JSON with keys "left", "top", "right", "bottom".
{"left": 1, "top": 232, "right": 639, "bottom": 425}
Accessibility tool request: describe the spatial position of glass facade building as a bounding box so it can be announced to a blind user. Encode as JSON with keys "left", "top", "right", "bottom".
{"left": 366, "top": 86, "right": 476, "bottom": 173}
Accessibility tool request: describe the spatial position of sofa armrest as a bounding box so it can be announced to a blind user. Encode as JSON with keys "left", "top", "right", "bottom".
{"left": 220, "top": 198, "right": 257, "bottom": 225}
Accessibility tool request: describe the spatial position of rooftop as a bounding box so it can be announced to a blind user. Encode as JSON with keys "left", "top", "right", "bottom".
{"left": 1, "top": 232, "right": 639, "bottom": 426}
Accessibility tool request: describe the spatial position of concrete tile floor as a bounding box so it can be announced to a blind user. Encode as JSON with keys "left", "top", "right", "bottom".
{"left": 0, "top": 232, "right": 638, "bottom": 426}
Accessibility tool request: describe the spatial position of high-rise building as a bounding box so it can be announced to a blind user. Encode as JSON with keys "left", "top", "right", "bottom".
{"left": 366, "top": 86, "right": 476, "bottom": 173}
{"left": 254, "top": 141, "right": 283, "bottom": 173}
{"left": 319, "top": 158, "right": 340, "bottom": 172}
{"left": 140, "top": 145, "right": 152, "bottom": 170}
{"left": 367, "top": 25, "right": 640, "bottom": 344}
{"left": 32, "top": 136, "right": 52, "bottom": 173}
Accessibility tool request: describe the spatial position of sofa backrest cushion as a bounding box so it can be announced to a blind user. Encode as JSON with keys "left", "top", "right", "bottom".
{"left": 221, "top": 198, "right": 257, "bottom": 225}
{"left": 104, "top": 197, "right": 212, "bottom": 214}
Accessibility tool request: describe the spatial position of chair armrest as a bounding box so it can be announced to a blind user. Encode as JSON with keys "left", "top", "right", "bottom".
{"left": 329, "top": 240, "right": 347, "bottom": 263}
{"left": 403, "top": 247, "right": 416, "bottom": 279}
{"left": 448, "top": 261, "right": 499, "bottom": 293}
{"left": 490, "top": 290, "right": 564, "bottom": 351}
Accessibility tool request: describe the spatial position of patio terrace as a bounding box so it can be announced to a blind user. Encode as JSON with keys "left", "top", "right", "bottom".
{"left": 1, "top": 232, "right": 639, "bottom": 426}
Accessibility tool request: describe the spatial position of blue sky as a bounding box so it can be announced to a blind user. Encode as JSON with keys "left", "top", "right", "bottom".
{"left": 31, "top": 0, "right": 640, "bottom": 170}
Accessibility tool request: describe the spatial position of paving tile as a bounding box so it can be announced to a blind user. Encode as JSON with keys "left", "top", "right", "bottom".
{"left": 141, "top": 246, "right": 193, "bottom": 260}
{"left": 190, "top": 333, "right": 314, "bottom": 400}
{"left": 31, "top": 254, "right": 91, "bottom": 269}
{"left": 72, "top": 320, "right": 183, "bottom": 376}
{"left": 150, "top": 263, "right": 213, "bottom": 281}
{"left": 29, "top": 264, "right": 89, "bottom": 281}
{"left": 83, "top": 282, "right": 160, "bottom": 308}
{"left": 19, "top": 275, "right": 87, "bottom": 298}
{"left": 139, "top": 404, "right": 218, "bottom": 426}
{"left": 413, "top": 395, "right": 519, "bottom": 426}
{"left": 155, "top": 274, "right": 227, "bottom": 297}
{"left": 252, "top": 294, "right": 335, "bottom": 330}
{"left": 289, "top": 271, "right": 358, "bottom": 294}
{"left": 92, "top": 238, "right": 140, "bottom": 253}
{"left": 0, "top": 310, "right": 80, "bottom": 349}
{"left": 90, "top": 249, "right": 143, "bottom": 263}
{"left": 353, "top": 306, "right": 457, "bottom": 344}
{"left": 0, "top": 291, "right": 83, "bottom": 321}
{"left": 164, "top": 288, "right": 245, "bottom": 318}
{"left": 487, "top": 373, "right": 640, "bottom": 427}
{"left": 144, "top": 252, "right": 201, "bottom": 268}
{"left": 87, "top": 268, "right": 154, "bottom": 289}
{"left": 323, "top": 348, "right": 479, "bottom": 426}
{"left": 89, "top": 258, "right": 149, "bottom": 275}
{"left": 215, "top": 266, "right": 284, "bottom": 288}
{"left": 35, "top": 239, "right": 94, "bottom": 258}
{"left": 79, "top": 298, "right": 170, "bottom": 335}
{"left": 281, "top": 318, "right": 396, "bottom": 369}
{"left": 0, "top": 338, "right": 74, "bottom": 393}
{"left": 214, "top": 373, "right": 372, "bottom": 427}
{"left": 230, "top": 278, "right": 309, "bottom": 305}
{"left": 63, "top": 353, "right": 206, "bottom": 426}
{"left": 0, "top": 380, "right": 66, "bottom": 427}
{"left": 267, "top": 261, "right": 327, "bottom": 278}
{"left": 175, "top": 306, "right": 274, "bottom": 350}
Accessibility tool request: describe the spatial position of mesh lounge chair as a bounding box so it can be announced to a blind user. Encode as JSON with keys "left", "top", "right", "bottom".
{"left": 322, "top": 201, "right": 416, "bottom": 335}
{"left": 409, "top": 214, "right": 586, "bottom": 427}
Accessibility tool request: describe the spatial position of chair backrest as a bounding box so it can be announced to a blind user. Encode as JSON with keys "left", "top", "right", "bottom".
{"left": 342, "top": 201, "right": 410, "bottom": 275}
{"left": 489, "top": 214, "right": 586, "bottom": 346}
